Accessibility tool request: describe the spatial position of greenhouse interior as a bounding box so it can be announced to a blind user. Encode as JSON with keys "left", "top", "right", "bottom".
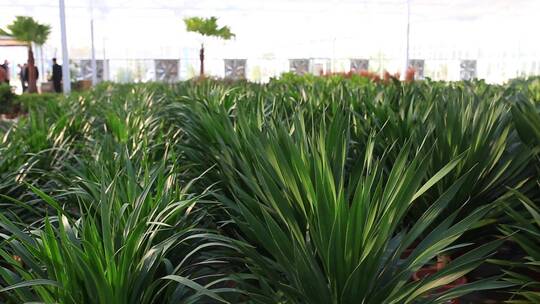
{"left": 1, "top": 1, "right": 540, "bottom": 303}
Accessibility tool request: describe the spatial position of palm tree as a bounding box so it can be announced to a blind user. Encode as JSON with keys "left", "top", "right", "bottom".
{"left": 1, "top": 16, "right": 51, "bottom": 93}
{"left": 184, "top": 17, "right": 234, "bottom": 77}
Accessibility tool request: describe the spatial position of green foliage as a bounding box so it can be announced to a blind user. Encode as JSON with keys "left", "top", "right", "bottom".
{"left": 17, "top": 92, "right": 60, "bottom": 110}
{"left": 500, "top": 191, "right": 540, "bottom": 303}
{"left": 178, "top": 80, "right": 523, "bottom": 303}
{"left": 218, "top": 114, "right": 509, "bottom": 303}
{"left": 1, "top": 16, "right": 51, "bottom": 45}
{"left": 1, "top": 76, "right": 540, "bottom": 303}
{"left": 512, "top": 95, "right": 540, "bottom": 153}
{"left": 0, "top": 84, "right": 16, "bottom": 114}
{"left": 184, "top": 16, "right": 235, "bottom": 40}
{"left": 0, "top": 88, "right": 241, "bottom": 303}
{"left": 0, "top": 154, "right": 235, "bottom": 303}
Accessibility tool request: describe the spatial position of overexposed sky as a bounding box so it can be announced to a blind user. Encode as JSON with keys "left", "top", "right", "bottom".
{"left": 2, "top": 0, "right": 540, "bottom": 59}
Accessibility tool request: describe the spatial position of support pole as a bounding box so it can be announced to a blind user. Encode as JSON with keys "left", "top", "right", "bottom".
{"left": 332, "top": 37, "right": 336, "bottom": 73}
{"left": 59, "top": 0, "right": 71, "bottom": 94}
{"left": 39, "top": 45, "right": 45, "bottom": 84}
{"left": 91, "top": 18, "right": 97, "bottom": 85}
{"left": 103, "top": 37, "right": 108, "bottom": 81}
{"left": 404, "top": 0, "right": 411, "bottom": 78}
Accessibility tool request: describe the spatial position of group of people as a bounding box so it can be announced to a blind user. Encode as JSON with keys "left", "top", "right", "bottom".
{"left": 0, "top": 58, "right": 63, "bottom": 93}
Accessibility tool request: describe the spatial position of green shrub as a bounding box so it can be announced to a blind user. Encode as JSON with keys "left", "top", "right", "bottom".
{"left": 1, "top": 76, "right": 539, "bottom": 303}
{"left": 0, "top": 83, "right": 16, "bottom": 114}
{"left": 17, "top": 92, "right": 60, "bottom": 112}
{"left": 0, "top": 154, "right": 237, "bottom": 304}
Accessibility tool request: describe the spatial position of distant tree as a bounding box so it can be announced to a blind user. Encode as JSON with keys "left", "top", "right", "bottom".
{"left": 184, "top": 17, "right": 234, "bottom": 77}
{"left": 1, "top": 16, "right": 51, "bottom": 93}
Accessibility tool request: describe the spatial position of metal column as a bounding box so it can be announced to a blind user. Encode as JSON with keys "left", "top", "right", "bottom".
{"left": 59, "top": 0, "right": 71, "bottom": 93}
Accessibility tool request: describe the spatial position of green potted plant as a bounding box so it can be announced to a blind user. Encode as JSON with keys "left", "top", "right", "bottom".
{"left": 0, "top": 83, "right": 17, "bottom": 117}
{"left": 1, "top": 16, "right": 51, "bottom": 93}
{"left": 183, "top": 16, "right": 234, "bottom": 77}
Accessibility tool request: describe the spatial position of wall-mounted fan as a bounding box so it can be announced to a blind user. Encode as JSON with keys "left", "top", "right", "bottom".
{"left": 224, "top": 59, "right": 247, "bottom": 79}
{"left": 289, "top": 59, "right": 310, "bottom": 75}
{"left": 155, "top": 60, "right": 179, "bottom": 82}
{"left": 350, "top": 59, "right": 369, "bottom": 72}
{"left": 460, "top": 60, "right": 477, "bottom": 80}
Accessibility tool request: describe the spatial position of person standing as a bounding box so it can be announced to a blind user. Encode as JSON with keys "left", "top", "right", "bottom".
{"left": 0, "top": 65, "right": 6, "bottom": 84}
{"left": 24, "top": 63, "right": 38, "bottom": 91}
{"left": 19, "top": 63, "right": 28, "bottom": 92}
{"left": 17, "top": 64, "right": 25, "bottom": 92}
{"left": 0, "top": 60, "right": 9, "bottom": 84}
{"left": 51, "top": 58, "right": 62, "bottom": 93}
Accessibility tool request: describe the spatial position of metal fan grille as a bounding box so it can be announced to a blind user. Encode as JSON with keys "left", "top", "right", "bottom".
{"left": 80, "top": 60, "right": 104, "bottom": 82}
{"left": 350, "top": 59, "right": 369, "bottom": 72}
{"left": 154, "top": 60, "right": 179, "bottom": 82}
{"left": 224, "top": 59, "right": 247, "bottom": 79}
{"left": 460, "top": 60, "right": 477, "bottom": 80}
{"left": 409, "top": 59, "right": 425, "bottom": 79}
{"left": 289, "top": 59, "right": 309, "bottom": 75}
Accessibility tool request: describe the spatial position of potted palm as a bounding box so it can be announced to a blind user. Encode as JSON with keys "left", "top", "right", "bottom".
{"left": 184, "top": 16, "right": 234, "bottom": 77}
{"left": 0, "top": 16, "right": 51, "bottom": 93}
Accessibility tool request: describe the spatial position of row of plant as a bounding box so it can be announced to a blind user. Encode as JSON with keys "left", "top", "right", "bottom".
{"left": 0, "top": 76, "right": 539, "bottom": 303}
{"left": 0, "top": 83, "right": 60, "bottom": 119}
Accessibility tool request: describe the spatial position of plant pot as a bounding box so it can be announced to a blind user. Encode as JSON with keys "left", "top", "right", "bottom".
{"left": 412, "top": 263, "right": 467, "bottom": 304}
{"left": 77, "top": 80, "right": 92, "bottom": 91}
{"left": 1, "top": 113, "right": 18, "bottom": 120}
{"left": 40, "top": 81, "right": 54, "bottom": 93}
